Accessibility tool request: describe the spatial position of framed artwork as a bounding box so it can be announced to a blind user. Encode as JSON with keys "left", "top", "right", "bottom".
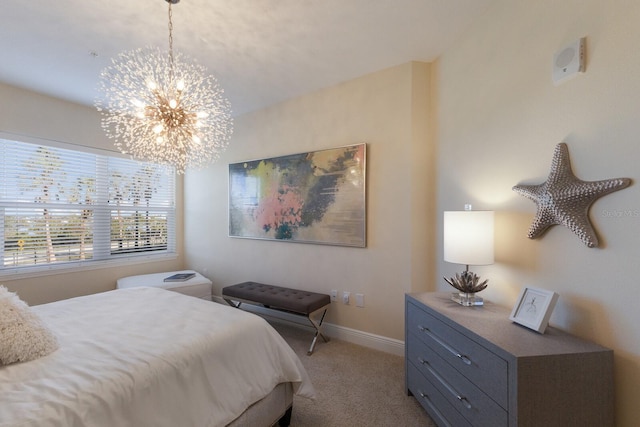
{"left": 509, "top": 287, "right": 559, "bottom": 334}
{"left": 229, "top": 143, "right": 366, "bottom": 247}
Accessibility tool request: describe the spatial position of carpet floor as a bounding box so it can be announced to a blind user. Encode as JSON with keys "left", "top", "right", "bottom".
{"left": 270, "top": 321, "right": 437, "bottom": 427}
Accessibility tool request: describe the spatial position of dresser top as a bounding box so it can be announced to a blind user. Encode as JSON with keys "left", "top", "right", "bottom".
{"left": 407, "top": 292, "right": 611, "bottom": 358}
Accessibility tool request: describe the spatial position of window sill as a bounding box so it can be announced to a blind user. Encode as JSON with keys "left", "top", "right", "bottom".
{"left": 0, "top": 253, "right": 179, "bottom": 281}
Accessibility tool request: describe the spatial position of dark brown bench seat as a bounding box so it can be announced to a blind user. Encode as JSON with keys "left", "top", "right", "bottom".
{"left": 222, "top": 282, "right": 331, "bottom": 355}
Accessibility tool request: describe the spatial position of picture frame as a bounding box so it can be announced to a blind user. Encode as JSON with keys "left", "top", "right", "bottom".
{"left": 228, "top": 143, "right": 366, "bottom": 247}
{"left": 509, "top": 286, "right": 559, "bottom": 334}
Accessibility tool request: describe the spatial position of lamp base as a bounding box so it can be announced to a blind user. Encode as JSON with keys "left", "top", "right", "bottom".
{"left": 451, "top": 292, "right": 484, "bottom": 307}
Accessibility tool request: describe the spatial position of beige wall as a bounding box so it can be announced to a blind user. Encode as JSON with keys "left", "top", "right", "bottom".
{"left": 435, "top": 1, "right": 640, "bottom": 425}
{"left": 0, "top": 83, "right": 185, "bottom": 305}
{"left": 184, "top": 62, "right": 434, "bottom": 340}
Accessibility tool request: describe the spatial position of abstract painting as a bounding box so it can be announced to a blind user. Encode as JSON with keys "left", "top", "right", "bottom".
{"left": 229, "top": 143, "right": 366, "bottom": 247}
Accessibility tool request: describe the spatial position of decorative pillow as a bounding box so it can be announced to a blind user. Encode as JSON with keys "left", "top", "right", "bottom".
{"left": 0, "top": 286, "right": 58, "bottom": 365}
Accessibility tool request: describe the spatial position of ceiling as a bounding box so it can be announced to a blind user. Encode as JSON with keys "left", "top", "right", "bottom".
{"left": 1, "top": 0, "right": 494, "bottom": 116}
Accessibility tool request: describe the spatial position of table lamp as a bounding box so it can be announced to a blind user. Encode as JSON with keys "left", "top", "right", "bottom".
{"left": 443, "top": 205, "right": 494, "bottom": 306}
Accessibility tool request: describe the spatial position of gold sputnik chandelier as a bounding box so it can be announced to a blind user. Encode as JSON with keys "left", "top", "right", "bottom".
{"left": 95, "top": 0, "right": 233, "bottom": 174}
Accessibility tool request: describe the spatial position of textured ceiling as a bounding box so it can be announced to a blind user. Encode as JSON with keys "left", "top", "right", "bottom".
{"left": 1, "top": 0, "right": 494, "bottom": 116}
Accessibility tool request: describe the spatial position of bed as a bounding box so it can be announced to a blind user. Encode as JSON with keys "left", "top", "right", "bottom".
{"left": 0, "top": 286, "right": 315, "bottom": 427}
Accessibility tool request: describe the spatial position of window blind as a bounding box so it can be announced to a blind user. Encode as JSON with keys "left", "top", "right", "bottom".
{"left": 0, "top": 138, "right": 175, "bottom": 271}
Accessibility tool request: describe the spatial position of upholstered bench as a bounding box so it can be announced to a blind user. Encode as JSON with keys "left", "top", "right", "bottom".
{"left": 117, "top": 270, "right": 212, "bottom": 301}
{"left": 222, "top": 282, "right": 331, "bottom": 355}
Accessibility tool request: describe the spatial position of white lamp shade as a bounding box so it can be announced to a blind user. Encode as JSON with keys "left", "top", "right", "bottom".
{"left": 444, "top": 211, "right": 494, "bottom": 266}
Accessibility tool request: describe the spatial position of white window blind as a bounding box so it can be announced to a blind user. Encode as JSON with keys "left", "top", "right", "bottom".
{"left": 0, "top": 138, "right": 175, "bottom": 272}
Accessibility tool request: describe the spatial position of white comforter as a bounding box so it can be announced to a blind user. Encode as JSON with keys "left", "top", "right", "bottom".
{"left": 0, "top": 287, "right": 314, "bottom": 427}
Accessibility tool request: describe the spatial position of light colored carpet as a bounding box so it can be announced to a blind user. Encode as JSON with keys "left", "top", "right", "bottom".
{"left": 269, "top": 321, "right": 437, "bottom": 427}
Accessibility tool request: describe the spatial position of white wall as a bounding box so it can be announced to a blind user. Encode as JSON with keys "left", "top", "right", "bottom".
{"left": 184, "top": 62, "right": 434, "bottom": 341}
{"left": 435, "top": 1, "right": 640, "bottom": 424}
{"left": 0, "top": 83, "right": 185, "bottom": 305}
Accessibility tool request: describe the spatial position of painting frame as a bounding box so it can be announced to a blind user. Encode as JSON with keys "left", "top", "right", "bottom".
{"left": 228, "top": 143, "right": 366, "bottom": 247}
{"left": 509, "top": 286, "right": 559, "bottom": 334}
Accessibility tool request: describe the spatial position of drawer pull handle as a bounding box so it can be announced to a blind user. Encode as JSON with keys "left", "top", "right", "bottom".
{"left": 457, "top": 395, "right": 473, "bottom": 410}
{"left": 418, "top": 325, "right": 472, "bottom": 366}
{"left": 419, "top": 356, "right": 473, "bottom": 411}
{"left": 456, "top": 353, "right": 472, "bottom": 366}
{"left": 418, "top": 392, "right": 454, "bottom": 427}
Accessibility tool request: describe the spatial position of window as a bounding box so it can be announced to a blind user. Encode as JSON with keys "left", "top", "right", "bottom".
{"left": 0, "top": 137, "right": 175, "bottom": 274}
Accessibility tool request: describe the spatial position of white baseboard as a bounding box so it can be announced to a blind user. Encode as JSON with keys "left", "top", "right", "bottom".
{"left": 322, "top": 322, "right": 405, "bottom": 357}
{"left": 213, "top": 295, "right": 405, "bottom": 357}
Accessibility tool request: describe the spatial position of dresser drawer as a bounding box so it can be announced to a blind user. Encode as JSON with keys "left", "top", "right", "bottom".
{"left": 407, "top": 301, "right": 508, "bottom": 408}
{"left": 408, "top": 362, "right": 473, "bottom": 427}
{"left": 408, "top": 334, "right": 508, "bottom": 427}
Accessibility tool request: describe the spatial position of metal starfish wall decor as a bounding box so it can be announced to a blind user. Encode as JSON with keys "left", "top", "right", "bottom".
{"left": 513, "top": 143, "right": 631, "bottom": 248}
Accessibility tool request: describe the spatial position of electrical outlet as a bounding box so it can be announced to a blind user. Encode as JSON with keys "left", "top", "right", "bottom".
{"left": 330, "top": 290, "right": 338, "bottom": 302}
{"left": 342, "top": 291, "right": 350, "bottom": 305}
{"left": 355, "top": 293, "right": 365, "bottom": 308}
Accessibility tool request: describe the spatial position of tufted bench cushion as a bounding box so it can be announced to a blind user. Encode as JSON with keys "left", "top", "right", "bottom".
{"left": 222, "top": 282, "right": 331, "bottom": 355}
{"left": 222, "top": 282, "right": 330, "bottom": 315}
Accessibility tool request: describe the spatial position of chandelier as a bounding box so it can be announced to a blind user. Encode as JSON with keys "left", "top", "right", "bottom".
{"left": 95, "top": 0, "right": 233, "bottom": 174}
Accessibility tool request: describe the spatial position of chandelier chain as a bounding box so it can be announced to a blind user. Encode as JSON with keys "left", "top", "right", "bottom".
{"left": 168, "top": 2, "right": 175, "bottom": 79}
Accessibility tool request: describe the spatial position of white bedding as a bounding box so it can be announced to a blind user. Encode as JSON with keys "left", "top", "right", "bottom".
{"left": 0, "top": 287, "right": 314, "bottom": 427}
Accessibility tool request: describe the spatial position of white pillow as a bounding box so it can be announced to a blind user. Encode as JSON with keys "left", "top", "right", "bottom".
{"left": 0, "top": 286, "right": 58, "bottom": 365}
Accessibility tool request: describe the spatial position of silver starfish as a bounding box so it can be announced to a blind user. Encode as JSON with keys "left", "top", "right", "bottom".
{"left": 513, "top": 143, "right": 631, "bottom": 247}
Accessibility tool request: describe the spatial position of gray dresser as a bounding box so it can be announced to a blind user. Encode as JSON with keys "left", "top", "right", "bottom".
{"left": 405, "top": 292, "right": 614, "bottom": 427}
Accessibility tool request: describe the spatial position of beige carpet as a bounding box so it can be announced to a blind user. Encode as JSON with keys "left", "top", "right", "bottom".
{"left": 269, "top": 321, "right": 437, "bottom": 427}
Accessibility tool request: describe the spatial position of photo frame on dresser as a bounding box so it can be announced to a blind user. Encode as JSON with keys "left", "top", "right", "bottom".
{"left": 509, "top": 286, "right": 559, "bottom": 333}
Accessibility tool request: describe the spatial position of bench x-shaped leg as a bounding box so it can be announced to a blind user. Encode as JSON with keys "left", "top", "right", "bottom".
{"left": 307, "top": 305, "right": 330, "bottom": 355}
{"left": 223, "top": 297, "right": 330, "bottom": 356}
